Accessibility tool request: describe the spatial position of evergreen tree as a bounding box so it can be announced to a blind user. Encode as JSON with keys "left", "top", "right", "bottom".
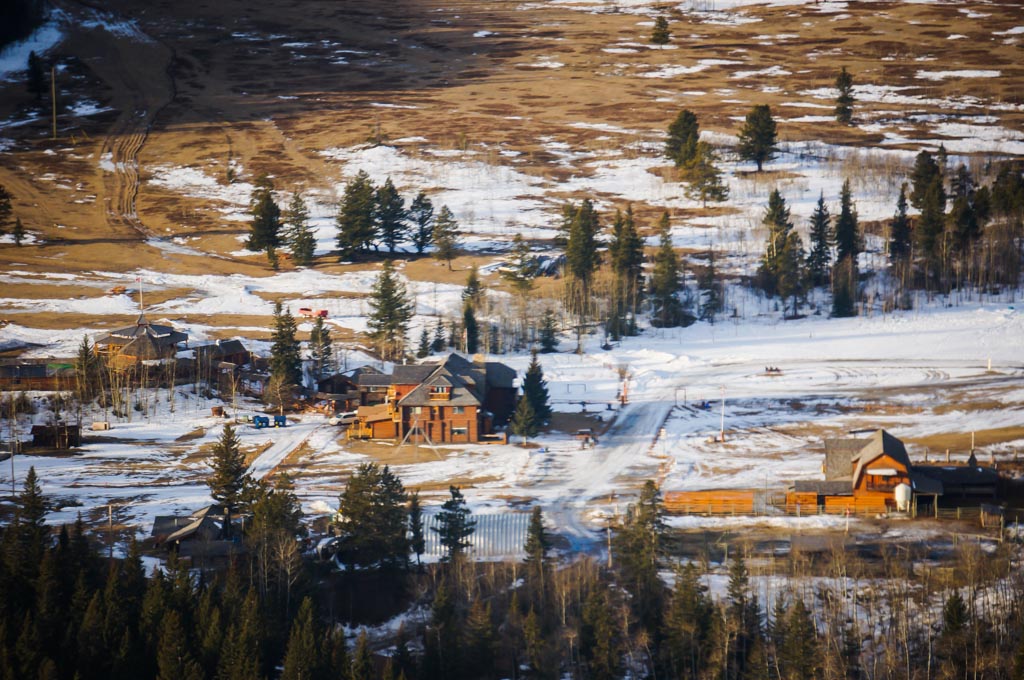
{"left": 564, "top": 199, "right": 602, "bottom": 351}
{"left": 662, "top": 562, "right": 712, "bottom": 678}
{"left": 909, "top": 150, "right": 941, "bottom": 211}
{"left": 834, "top": 179, "right": 860, "bottom": 263}
{"left": 834, "top": 66, "right": 855, "bottom": 125}
{"left": 266, "top": 245, "right": 280, "bottom": 271}
{"left": 336, "top": 170, "right": 377, "bottom": 260}
{"left": 431, "top": 317, "right": 447, "bottom": 353}
{"left": 75, "top": 334, "right": 99, "bottom": 401}
{"left": 155, "top": 611, "right": 204, "bottom": 680}
{"left": 725, "top": 557, "right": 761, "bottom": 679}
{"left": 777, "top": 230, "right": 806, "bottom": 318}
{"left": 581, "top": 585, "right": 620, "bottom": 680}
{"left": 408, "top": 490, "right": 425, "bottom": 567}
{"left": 650, "top": 15, "right": 671, "bottom": 45}
{"left": 284, "top": 192, "right": 316, "bottom": 267}
{"left": 831, "top": 253, "right": 858, "bottom": 318}
{"left": 375, "top": 177, "right": 408, "bottom": 255}
{"left": 462, "top": 265, "right": 485, "bottom": 309}
{"left": 463, "top": 303, "right": 479, "bottom": 354}
{"left": 538, "top": 309, "right": 558, "bottom": 353}
{"left": 522, "top": 352, "right": 552, "bottom": 424}
{"left": 207, "top": 424, "right": 249, "bottom": 537}
{"left": 523, "top": 506, "right": 550, "bottom": 611}
{"left": 502, "top": 234, "right": 536, "bottom": 297}
{"left": 650, "top": 212, "right": 685, "bottom": 327}
{"left": 308, "top": 315, "right": 333, "bottom": 379}
{"left": 684, "top": 141, "right": 729, "bottom": 207}
{"left": 434, "top": 486, "right": 475, "bottom": 561}
{"left": 416, "top": 326, "right": 431, "bottom": 359}
{"left": 367, "top": 260, "right": 414, "bottom": 362}
{"left": 806, "top": 192, "right": 833, "bottom": 287}
{"left": 666, "top": 109, "right": 699, "bottom": 168}
{"left": 11, "top": 217, "right": 25, "bottom": 246}
{"left": 27, "top": 51, "right": 46, "bottom": 100}
{"left": 607, "top": 206, "right": 645, "bottom": 339}
{"left": 915, "top": 175, "right": 947, "bottom": 275}
{"left": 756, "top": 189, "right": 794, "bottom": 298}
{"left": 432, "top": 205, "right": 461, "bottom": 269}
{"left": 409, "top": 190, "right": 435, "bottom": 254}
{"left": 698, "top": 248, "right": 723, "bottom": 323}
{"left": 281, "top": 597, "right": 318, "bottom": 680}
{"left": 464, "top": 599, "right": 496, "bottom": 678}
{"left": 889, "top": 184, "right": 912, "bottom": 268}
{"left": 246, "top": 176, "right": 282, "bottom": 252}
{"left": 949, "top": 164, "right": 983, "bottom": 254}
{"left": 509, "top": 395, "right": 538, "bottom": 444}
{"left": 778, "top": 597, "right": 820, "bottom": 680}
{"left": 350, "top": 630, "right": 374, "bottom": 680}
{"left": 737, "top": 104, "right": 778, "bottom": 172}
{"left": 937, "top": 590, "right": 969, "bottom": 679}
{"left": 334, "top": 463, "right": 408, "bottom": 569}
{"left": 270, "top": 301, "right": 303, "bottom": 388}
{"left": 613, "top": 480, "right": 666, "bottom": 631}
{"left": 0, "top": 184, "right": 13, "bottom": 235}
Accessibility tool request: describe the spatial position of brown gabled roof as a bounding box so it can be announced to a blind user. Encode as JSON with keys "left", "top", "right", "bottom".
{"left": 357, "top": 403, "right": 393, "bottom": 423}
{"left": 398, "top": 354, "right": 488, "bottom": 407}
{"left": 851, "top": 430, "right": 912, "bottom": 486}
{"left": 823, "top": 437, "right": 866, "bottom": 480}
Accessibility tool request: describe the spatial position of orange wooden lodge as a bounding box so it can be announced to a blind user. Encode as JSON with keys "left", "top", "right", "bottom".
{"left": 665, "top": 430, "right": 999, "bottom": 518}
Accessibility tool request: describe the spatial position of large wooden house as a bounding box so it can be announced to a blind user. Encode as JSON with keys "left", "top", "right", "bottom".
{"left": 94, "top": 313, "right": 188, "bottom": 370}
{"left": 788, "top": 430, "right": 998, "bottom": 514}
{"left": 350, "top": 354, "right": 517, "bottom": 443}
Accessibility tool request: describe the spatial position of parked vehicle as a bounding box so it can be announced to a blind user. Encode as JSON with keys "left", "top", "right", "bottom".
{"left": 253, "top": 415, "right": 270, "bottom": 428}
{"left": 273, "top": 415, "right": 287, "bottom": 427}
{"left": 329, "top": 411, "right": 358, "bottom": 426}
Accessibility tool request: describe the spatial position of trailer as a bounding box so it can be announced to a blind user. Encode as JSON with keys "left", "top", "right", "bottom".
{"left": 298, "top": 308, "right": 328, "bottom": 318}
{"left": 253, "top": 415, "right": 270, "bottom": 429}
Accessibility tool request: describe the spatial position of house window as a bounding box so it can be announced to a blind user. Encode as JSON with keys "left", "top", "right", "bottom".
{"left": 452, "top": 406, "right": 464, "bottom": 414}
{"left": 429, "top": 385, "right": 450, "bottom": 400}
{"left": 413, "top": 406, "right": 422, "bottom": 415}
{"left": 452, "top": 427, "right": 468, "bottom": 437}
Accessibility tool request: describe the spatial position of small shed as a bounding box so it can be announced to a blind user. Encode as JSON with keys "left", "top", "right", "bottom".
{"left": 30, "top": 423, "right": 82, "bottom": 449}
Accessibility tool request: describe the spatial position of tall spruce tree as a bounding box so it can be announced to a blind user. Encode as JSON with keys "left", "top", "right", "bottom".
{"left": 831, "top": 180, "right": 860, "bottom": 318}
{"left": 27, "top": 51, "right": 46, "bottom": 100}
{"left": 11, "top": 218, "right": 25, "bottom": 246}
{"left": 431, "top": 317, "right": 447, "bottom": 353}
{"left": 539, "top": 309, "right": 558, "bottom": 353}
{"left": 684, "top": 141, "right": 729, "bottom": 207}
{"left": 246, "top": 176, "right": 282, "bottom": 252}
{"left": 613, "top": 480, "right": 666, "bottom": 631}
{"left": 336, "top": 170, "right": 377, "bottom": 260}
{"left": 756, "top": 189, "right": 794, "bottom": 298}
{"left": 434, "top": 486, "right": 475, "bottom": 561}
{"left": 281, "top": 598, "right": 319, "bottom": 680}
{"left": 607, "top": 206, "right": 644, "bottom": 339}
{"left": 806, "top": 192, "right": 833, "bottom": 287}
{"left": 650, "top": 212, "right": 685, "bottom": 327}
{"left": 432, "top": 205, "right": 461, "bottom": 269}
{"left": 207, "top": 424, "right": 249, "bottom": 537}
{"left": 834, "top": 66, "right": 855, "bottom": 125}
{"left": 155, "top": 611, "right": 204, "bottom": 680}
{"left": 737, "top": 104, "right": 778, "bottom": 172}
{"left": 367, "top": 260, "right": 414, "bottom": 362}
{"left": 462, "top": 265, "right": 485, "bottom": 309}
{"left": 0, "top": 184, "right": 13, "bottom": 235}
{"left": 889, "top": 184, "right": 912, "bottom": 265}
{"left": 698, "top": 248, "right": 723, "bottom": 323}
{"left": 777, "top": 230, "right": 806, "bottom": 318}
{"left": 915, "top": 175, "right": 947, "bottom": 276}
{"left": 416, "top": 326, "right": 431, "bottom": 359}
{"left": 283, "top": 192, "right": 316, "bottom": 267}
{"left": 409, "top": 190, "right": 435, "bottom": 254}
{"left": 834, "top": 179, "right": 860, "bottom": 263}
{"left": 523, "top": 506, "right": 550, "bottom": 613}
{"left": 334, "top": 463, "right": 409, "bottom": 569}
{"left": 308, "top": 315, "right": 333, "bottom": 379}
{"left": 270, "top": 302, "right": 303, "bottom": 388}
{"left": 408, "top": 490, "right": 425, "bottom": 567}
{"left": 463, "top": 303, "right": 479, "bottom": 354}
{"left": 375, "top": 177, "right": 407, "bottom": 255}
{"left": 521, "top": 352, "right": 552, "bottom": 424}
{"left": 909, "top": 150, "right": 941, "bottom": 211}
{"left": 666, "top": 109, "right": 699, "bottom": 167}
{"left": 509, "top": 395, "right": 538, "bottom": 444}
{"left": 564, "top": 198, "right": 602, "bottom": 352}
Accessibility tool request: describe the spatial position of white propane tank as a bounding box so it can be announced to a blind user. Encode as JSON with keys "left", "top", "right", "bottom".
{"left": 894, "top": 483, "right": 912, "bottom": 512}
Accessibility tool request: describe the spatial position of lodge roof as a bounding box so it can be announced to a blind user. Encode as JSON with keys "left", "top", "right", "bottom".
{"left": 95, "top": 313, "right": 188, "bottom": 350}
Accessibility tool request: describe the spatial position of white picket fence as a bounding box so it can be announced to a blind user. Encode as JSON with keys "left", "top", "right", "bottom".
{"left": 421, "top": 512, "right": 531, "bottom": 559}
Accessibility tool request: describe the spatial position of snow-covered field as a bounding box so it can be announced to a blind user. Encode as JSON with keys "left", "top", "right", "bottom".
{"left": 1, "top": 0, "right": 1023, "bottom": 555}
